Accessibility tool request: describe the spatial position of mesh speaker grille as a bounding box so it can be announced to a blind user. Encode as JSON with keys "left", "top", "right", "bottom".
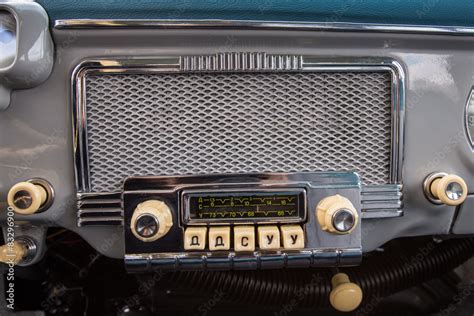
{"left": 85, "top": 72, "right": 392, "bottom": 192}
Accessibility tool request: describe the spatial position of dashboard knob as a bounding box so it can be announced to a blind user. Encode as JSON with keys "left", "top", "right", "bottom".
{"left": 316, "top": 195, "right": 358, "bottom": 234}
{"left": 330, "top": 273, "right": 363, "bottom": 312}
{"left": 7, "top": 181, "right": 48, "bottom": 215}
{"left": 0, "top": 241, "right": 27, "bottom": 265}
{"left": 0, "top": 237, "right": 37, "bottom": 266}
{"left": 424, "top": 173, "right": 468, "bottom": 206}
{"left": 131, "top": 200, "right": 173, "bottom": 242}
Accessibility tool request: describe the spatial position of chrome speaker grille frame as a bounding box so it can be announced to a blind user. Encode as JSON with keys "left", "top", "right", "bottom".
{"left": 72, "top": 54, "right": 405, "bottom": 225}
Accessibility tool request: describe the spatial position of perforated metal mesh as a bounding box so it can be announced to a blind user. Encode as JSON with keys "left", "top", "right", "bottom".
{"left": 85, "top": 72, "right": 392, "bottom": 192}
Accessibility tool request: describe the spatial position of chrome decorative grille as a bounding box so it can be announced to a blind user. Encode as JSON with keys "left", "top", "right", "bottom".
{"left": 83, "top": 70, "right": 393, "bottom": 193}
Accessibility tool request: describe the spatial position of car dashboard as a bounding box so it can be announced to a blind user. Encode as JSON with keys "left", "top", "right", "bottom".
{"left": 1, "top": 1, "right": 474, "bottom": 315}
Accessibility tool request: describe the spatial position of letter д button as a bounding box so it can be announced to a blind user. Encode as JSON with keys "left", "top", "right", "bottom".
{"left": 209, "top": 226, "right": 231, "bottom": 251}
{"left": 184, "top": 227, "right": 207, "bottom": 250}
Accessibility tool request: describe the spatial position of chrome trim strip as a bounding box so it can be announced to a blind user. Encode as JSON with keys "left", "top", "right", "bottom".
{"left": 78, "top": 217, "right": 124, "bottom": 226}
{"left": 77, "top": 192, "right": 123, "bottom": 226}
{"left": 362, "top": 209, "right": 403, "bottom": 219}
{"left": 465, "top": 88, "right": 474, "bottom": 149}
{"left": 181, "top": 53, "right": 303, "bottom": 71}
{"left": 361, "top": 184, "right": 403, "bottom": 218}
{"left": 54, "top": 19, "right": 474, "bottom": 36}
{"left": 124, "top": 247, "right": 362, "bottom": 271}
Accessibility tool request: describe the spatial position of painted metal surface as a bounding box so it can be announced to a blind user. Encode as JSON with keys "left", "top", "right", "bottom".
{"left": 1, "top": 26, "right": 473, "bottom": 258}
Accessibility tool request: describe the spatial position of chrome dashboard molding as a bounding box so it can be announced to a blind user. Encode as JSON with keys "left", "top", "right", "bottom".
{"left": 181, "top": 53, "right": 303, "bottom": 71}
{"left": 361, "top": 184, "right": 403, "bottom": 218}
{"left": 72, "top": 54, "right": 405, "bottom": 224}
{"left": 125, "top": 248, "right": 362, "bottom": 271}
{"left": 77, "top": 192, "right": 123, "bottom": 226}
{"left": 465, "top": 88, "right": 474, "bottom": 149}
{"left": 54, "top": 19, "right": 474, "bottom": 36}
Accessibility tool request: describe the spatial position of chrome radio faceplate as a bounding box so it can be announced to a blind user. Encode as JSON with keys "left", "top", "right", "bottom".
{"left": 123, "top": 172, "right": 362, "bottom": 271}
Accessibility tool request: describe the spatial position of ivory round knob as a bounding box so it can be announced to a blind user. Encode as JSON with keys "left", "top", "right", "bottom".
{"left": 0, "top": 241, "right": 27, "bottom": 265}
{"left": 430, "top": 174, "right": 467, "bottom": 206}
{"left": 131, "top": 200, "right": 173, "bottom": 242}
{"left": 330, "top": 273, "right": 363, "bottom": 312}
{"left": 316, "top": 195, "right": 358, "bottom": 234}
{"left": 7, "top": 182, "right": 47, "bottom": 215}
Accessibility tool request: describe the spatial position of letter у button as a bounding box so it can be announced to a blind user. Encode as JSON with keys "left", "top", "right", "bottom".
{"left": 209, "top": 227, "right": 231, "bottom": 251}
{"left": 257, "top": 226, "right": 280, "bottom": 250}
{"left": 184, "top": 227, "right": 207, "bottom": 250}
{"left": 280, "top": 225, "right": 305, "bottom": 249}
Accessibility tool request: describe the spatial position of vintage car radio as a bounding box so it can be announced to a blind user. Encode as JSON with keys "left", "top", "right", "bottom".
{"left": 123, "top": 172, "right": 362, "bottom": 271}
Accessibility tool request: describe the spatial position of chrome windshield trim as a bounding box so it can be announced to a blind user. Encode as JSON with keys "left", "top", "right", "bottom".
{"left": 55, "top": 19, "right": 474, "bottom": 36}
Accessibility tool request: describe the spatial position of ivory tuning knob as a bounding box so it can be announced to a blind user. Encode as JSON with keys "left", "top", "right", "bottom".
{"left": 330, "top": 273, "right": 363, "bottom": 312}
{"left": 427, "top": 173, "right": 468, "bottom": 206}
{"left": 316, "top": 195, "right": 358, "bottom": 234}
{"left": 7, "top": 181, "right": 48, "bottom": 215}
{"left": 131, "top": 200, "right": 174, "bottom": 242}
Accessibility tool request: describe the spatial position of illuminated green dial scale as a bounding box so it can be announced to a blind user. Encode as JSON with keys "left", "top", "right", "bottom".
{"left": 185, "top": 190, "right": 306, "bottom": 222}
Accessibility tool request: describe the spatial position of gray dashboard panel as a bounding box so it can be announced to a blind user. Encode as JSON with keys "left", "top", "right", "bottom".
{"left": 0, "top": 27, "right": 473, "bottom": 258}
{"left": 452, "top": 195, "right": 474, "bottom": 234}
{"left": 0, "top": 1, "right": 54, "bottom": 110}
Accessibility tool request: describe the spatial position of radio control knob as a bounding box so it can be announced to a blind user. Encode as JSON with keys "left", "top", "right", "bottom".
{"left": 7, "top": 181, "right": 48, "bottom": 215}
{"left": 131, "top": 200, "right": 173, "bottom": 242}
{"left": 424, "top": 173, "right": 468, "bottom": 206}
{"left": 316, "top": 195, "right": 358, "bottom": 234}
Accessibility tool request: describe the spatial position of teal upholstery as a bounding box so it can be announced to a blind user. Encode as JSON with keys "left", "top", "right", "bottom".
{"left": 37, "top": 0, "right": 474, "bottom": 27}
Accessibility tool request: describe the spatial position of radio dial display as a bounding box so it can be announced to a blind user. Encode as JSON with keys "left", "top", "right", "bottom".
{"left": 184, "top": 190, "right": 306, "bottom": 223}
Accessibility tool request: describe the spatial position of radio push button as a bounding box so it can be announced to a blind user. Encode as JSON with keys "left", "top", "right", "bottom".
{"left": 280, "top": 225, "right": 305, "bottom": 249}
{"left": 209, "top": 227, "right": 231, "bottom": 250}
{"left": 234, "top": 226, "right": 255, "bottom": 252}
{"left": 316, "top": 195, "right": 358, "bottom": 234}
{"left": 257, "top": 226, "right": 280, "bottom": 250}
{"left": 131, "top": 200, "right": 173, "bottom": 242}
{"left": 184, "top": 227, "right": 207, "bottom": 250}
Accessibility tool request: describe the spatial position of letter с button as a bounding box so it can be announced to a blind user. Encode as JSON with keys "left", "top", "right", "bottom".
{"left": 184, "top": 227, "right": 207, "bottom": 250}
{"left": 234, "top": 226, "right": 255, "bottom": 252}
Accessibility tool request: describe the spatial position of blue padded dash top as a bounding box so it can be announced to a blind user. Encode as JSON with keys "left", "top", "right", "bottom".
{"left": 37, "top": 0, "right": 474, "bottom": 27}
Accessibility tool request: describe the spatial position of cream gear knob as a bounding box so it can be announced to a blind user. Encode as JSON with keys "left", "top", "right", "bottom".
{"left": 131, "top": 200, "right": 173, "bottom": 242}
{"left": 316, "top": 195, "right": 358, "bottom": 234}
{"left": 330, "top": 273, "right": 363, "bottom": 312}
{"left": 424, "top": 173, "right": 468, "bottom": 206}
{"left": 7, "top": 181, "right": 49, "bottom": 215}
